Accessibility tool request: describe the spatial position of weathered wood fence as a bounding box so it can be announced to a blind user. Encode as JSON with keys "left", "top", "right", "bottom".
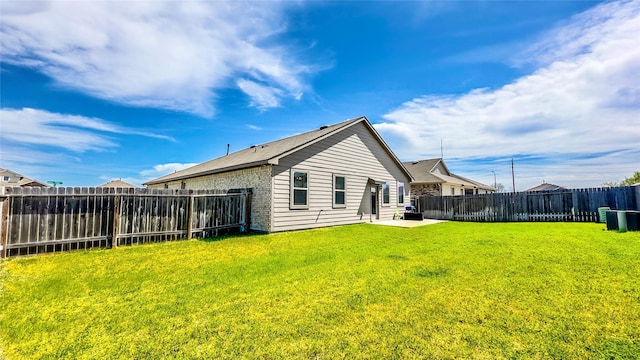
{"left": 0, "top": 187, "right": 252, "bottom": 258}
{"left": 415, "top": 186, "right": 639, "bottom": 222}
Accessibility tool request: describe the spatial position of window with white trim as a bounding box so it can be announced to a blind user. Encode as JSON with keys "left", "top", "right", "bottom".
{"left": 397, "top": 181, "right": 405, "bottom": 204}
{"left": 333, "top": 174, "right": 346, "bottom": 208}
{"left": 382, "top": 181, "right": 390, "bottom": 205}
{"left": 291, "top": 170, "right": 309, "bottom": 209}
{"left": 451, "top": 186, "right": 455, "bottom": 195}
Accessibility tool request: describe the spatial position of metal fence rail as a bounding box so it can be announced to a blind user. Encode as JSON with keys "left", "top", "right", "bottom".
{"left": 0, "top": 187, "right": 252, "bottom": 257}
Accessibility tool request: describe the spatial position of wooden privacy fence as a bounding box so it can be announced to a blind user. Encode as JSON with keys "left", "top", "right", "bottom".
{"left": 0, "top": 187, "right": 252, "bottom": 258}
{"left": 415, "top": 186, "right": 639, "bottom": 222}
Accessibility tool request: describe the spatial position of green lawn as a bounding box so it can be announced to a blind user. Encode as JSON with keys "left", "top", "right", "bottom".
{"left": 1, "top": 222, "right": 639, "bottom": 359}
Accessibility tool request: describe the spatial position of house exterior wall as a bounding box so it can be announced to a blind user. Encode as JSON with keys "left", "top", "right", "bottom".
{"left": 146, "top": 166, "right": 272, "bottom": 232}
{"left": 445, "top": 183, "right": 493, "bottom": 196}
{"left": 270, "top": 122, "right": 411, "bottom": 232}
{"left": 411, "top": 183, "right": 441, "bottom": 196}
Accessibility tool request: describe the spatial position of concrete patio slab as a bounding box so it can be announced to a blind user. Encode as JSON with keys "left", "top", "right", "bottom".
{"left": 369, "top": 219, "right": 446, "bottom": 228}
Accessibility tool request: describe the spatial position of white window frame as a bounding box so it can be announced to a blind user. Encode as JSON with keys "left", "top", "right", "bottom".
{"left": 397, "top": 181, "right": 405, "bottom": 205}
{"left": 333, "top": 174, "right": 346, "bottom": 208}
{"left": 382, "top": 181, "right": 390, "bottom": 206}
{"left": 290, "top": 169, "right": 309, "bottom": 209}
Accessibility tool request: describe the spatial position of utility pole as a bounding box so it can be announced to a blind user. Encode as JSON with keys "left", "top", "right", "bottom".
{"left": 511, "top": 159, "right": 516, "bottom": 192}
{"left": 491, "top": 171, "right": 497, "bottom": 190}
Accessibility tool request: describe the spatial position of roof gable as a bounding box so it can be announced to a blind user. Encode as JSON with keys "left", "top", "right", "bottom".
{"left": 145, "top": 117, "right": 412, "bottom": 185}
{"left": 402, "top": 158, "right": 452, "bottom": 183}
{"left": 1, "top": 168, "right": 48, "bottom": 187}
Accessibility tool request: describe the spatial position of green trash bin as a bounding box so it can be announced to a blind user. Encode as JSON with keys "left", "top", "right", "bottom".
{"left": 617, "top": 211, "right": 628, "bottom": 233}
{"left": 598, "top": 207, "right": 610, "bottom": 223}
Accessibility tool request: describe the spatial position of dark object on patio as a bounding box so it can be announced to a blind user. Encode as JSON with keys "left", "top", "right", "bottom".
{"left": 404, "top": 205, "right": 423, "bottom": 220}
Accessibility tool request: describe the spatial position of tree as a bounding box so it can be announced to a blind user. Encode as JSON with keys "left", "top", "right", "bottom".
{"left": 494, "top": 183, "right": 506, "bottom": 192}
{"left": 603, "top": 171, "right": 640, "bottom": 187}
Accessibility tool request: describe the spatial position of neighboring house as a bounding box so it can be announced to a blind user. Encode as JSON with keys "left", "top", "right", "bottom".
{"left": 97, "top": 179, "right": 138, "bottom": 188}
{"left": 525, "top": 182, "right": 567, "bottom": 192}
{"left": 0, "top": 168, "right": 48, "bottom": 187}
{"left": 144, "top": 116, "right": 413, "bottom": 233}
{"left": 402, "top": 158, "right": 495, "bottom": 196}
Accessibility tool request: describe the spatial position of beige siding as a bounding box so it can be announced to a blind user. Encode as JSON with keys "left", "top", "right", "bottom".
{"left": 271, "top": 122, "right": 411, "bottom": 232}
{"left": 146, "top": 166, "right": 272, "bottom": 232}
{"left": 433, "top": 162, "right": 448, "bottom": 175}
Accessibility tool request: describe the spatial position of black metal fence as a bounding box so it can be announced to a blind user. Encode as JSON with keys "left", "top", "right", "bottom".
{"left": 0, "top": 187, "right": 252, "bottom": 258}
{"left": 414, "top": 186, "right": 639, "bottom": 222}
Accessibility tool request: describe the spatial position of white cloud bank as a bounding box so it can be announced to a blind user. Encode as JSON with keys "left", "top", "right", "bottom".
{"left": 1, "top": 107, "right": 173, "bottom": 152}
{"left": 0, "top": 1, "right": 311, "bottom": 116}
{"left": 377, "top": 0, "right": 640, "bottom": 188}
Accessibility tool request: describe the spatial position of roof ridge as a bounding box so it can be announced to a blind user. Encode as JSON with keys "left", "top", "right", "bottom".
{"left": 144, "top": 116, "right": 367, "bottom": 185}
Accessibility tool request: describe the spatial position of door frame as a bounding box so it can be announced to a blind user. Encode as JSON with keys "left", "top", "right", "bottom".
{"left": 370, "top": 185, "right": 379, "bottom": 220}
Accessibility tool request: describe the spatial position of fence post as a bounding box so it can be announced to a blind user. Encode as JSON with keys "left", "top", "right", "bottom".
{"left": 244, "top": 191, "right": 252, "bottom": 232}
{"left": 571, "top": 190, "right": 579, "bottom": 222}
{"left": 111, "top": 195, "right": 120, "bottom": 248}
{"left": 0, "top": 192, "right": 8, "bottom": 258}
{"left": 187, "top": 195, "right": 194, "bottom": 239}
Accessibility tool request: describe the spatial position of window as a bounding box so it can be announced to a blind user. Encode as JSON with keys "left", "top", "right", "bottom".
{"left": 333, "top": 175, "right": 346, "bottom": 208}
{"left": 397, "top": 181, "right": 405, "bottom": 204}
{"left": 291, "top": 170, "right": 309, "bottom": 209}
{"left": 180, "top": 181, "right": 186, "bottom": 190}
{"left": 2, "top": 176, "right": 9, "bottom": 182}
{"left": 382, "top": 181, "right": 390, "bottom": 205}
{"left": 451, "top": 187, "right": 455, "bottom": 195}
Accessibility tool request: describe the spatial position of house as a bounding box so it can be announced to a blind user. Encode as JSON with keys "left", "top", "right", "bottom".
{"left": 0, "top": 168, "right": 48, "bottom": 187}
{"left": 525, "top": 182, "right": 566, "bottom": 192}
{"left": 144, "top": 116, "right": 413, "bottom": 233}
{"left": 402, "top": 158, "right": 495, "bottom": 196}
{"left": 97, "top": 179, "right": 138, "bottom": 188}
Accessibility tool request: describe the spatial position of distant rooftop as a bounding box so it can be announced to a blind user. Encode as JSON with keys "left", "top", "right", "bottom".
{"left": 525, "top": 182, "right": 567, "bottom": 192}
{"left": 98, "top": 179, "right": 138, "bottom": 188}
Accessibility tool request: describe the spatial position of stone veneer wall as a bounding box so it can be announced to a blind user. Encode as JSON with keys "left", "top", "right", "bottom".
{"left": 411, "top": 183, "right": 441, "bottom": 196}
{"left": 147, "top": 166, "right": 272, "bottom": 232}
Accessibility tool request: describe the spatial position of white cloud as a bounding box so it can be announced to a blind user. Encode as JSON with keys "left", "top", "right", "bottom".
{"left": 0, "top": 1, "right": 312, "bottom": 117}
{"left": 0, "top": 107, "right": 173, "bottom": 152}
{"left": 377, "top": 0, "right": 640, "bottom": 188}
{"left": 139, "top": 163, "right": 198, "bottom": 178}
{"left": 237, "top": 79, "right": 284, "bottom": 109}
{"left": 246, "top": 124, "right": 263, "bottom": 131}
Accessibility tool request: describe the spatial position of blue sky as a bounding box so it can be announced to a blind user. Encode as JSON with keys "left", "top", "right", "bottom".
{"left": 1, "top": 0, "right": 639, "bottom": 190}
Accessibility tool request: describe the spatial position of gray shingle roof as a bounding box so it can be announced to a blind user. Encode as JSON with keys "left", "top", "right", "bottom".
{"left": 98, "top": 179, "right": 138, "bottom": 188}
{"left": 526, "top": 183, "right": 566, "bottom": 192}
{"left": 403, "top": 158, "right": 494, "bottom": 190}
{"left": 402, "top": 159, "right": 446, "bottom": 183}
{"left": 144, "top": 116, "right": 412, "bottom": 185}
